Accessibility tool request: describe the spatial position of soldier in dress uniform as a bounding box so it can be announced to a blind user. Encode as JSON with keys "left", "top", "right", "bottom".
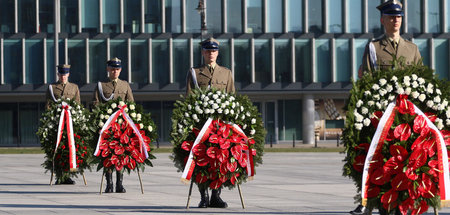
{"left": 186, "top": 37, "right": 235, "bottom": 208}
{"left": 92, "top": 57, "right": 134, "bottom": 193}
{"left": 45, "top": 64, "right": 80, "bottom": 184}
{"left": 359, "top": 0, "right": 421, "bottom": 77}
{"left": 352, "top": 1, "right": 419, "bottom": 215}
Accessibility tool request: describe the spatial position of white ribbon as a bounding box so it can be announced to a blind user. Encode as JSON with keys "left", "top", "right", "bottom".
{"left": 98, "top": 82, "right": 114, "bottom": 102}
{"left": 55, "top": 102, "right": 77, "bottom": 171}
{"left": 369, "top": 42, "right": 377, "bottom": 70}
{"left": 48, "top": 85, "right": 57, "bottom": 102}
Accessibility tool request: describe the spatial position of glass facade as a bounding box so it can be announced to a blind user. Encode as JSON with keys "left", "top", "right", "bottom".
{"left": 335, "top": 39, "right": 351, "bottom": 82}
{"left": 254, "top": 39, "right": 271, "bottom": 84}
{"left": 131, "top": 40, "right": 149, "bottom": 84}
{"left": 89, "top": 40, "right": 107, "bottom": 83}
{"left": 39, "top": 0, "right": 54, "bottom": 33}
{"left": 368, "top": 0, "right": 381, "bottom": 34}
{"left": 67, "top": 40, "right": 86, "bottom": 85}
{"left": 125, "top": 0, "right": 141, "bottom": 33}
{"left": 287, "top": 0, "right": 302, "bottom": 33}
{"left": 247, "top": 0, "right": 263, "bottom": 33}
{"left": 61, "top": 0, "right": 78, "bottom": 33}
{"left": 267, "top": 0, "right": 283, "bottom": 33}
{"left": 144, "top": 0, "right": 162, "bottom": 33}
{"left": 234, "top": 39, "right": 252, "bottom": 86}
{"left": 407, "top": 0, "right": 422, "bottom": 34}
{"left": 207, "top": 0, "right": 222, "bottom": 34}
{"left": 227, "top": 0, "right": 242, "bottom": 33}
{"left": 308, "top": 0, "right": 322, "bottom": 33}
{"left": 275, "top": 39, "right": 291, "bottom": 83}
{"left": 166, "top": 0, "right": 182, "bottom": 33}
{"left": 328, "top": 0, "right": 342, "bottom": 33}
{"left": 0, "top": 0, "right": 15, "bottom": 33}
{"left": 315, "top": 39, "right": 331, "bottom": 83}
{"left": 19, "top": 0, "right": 36, "bottom": 33}
{"left": 347, "top": 0, "right": 362, "bottom": 33}
{"left": 25, "top": 40, "right": 44, "bottom": 84}
{"left": 427, "top": 0, "right": 441, "bottom": 33}
{"left": 81, "top": 0, "right": 100, "bottom": 33}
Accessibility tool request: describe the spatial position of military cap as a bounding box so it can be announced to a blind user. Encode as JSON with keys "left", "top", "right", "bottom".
{"left": 57, "top": 64, "right": 70, "bottom": 74}
{"left": 377, "top": 0, "right": 404, "bottom": 16}
{"left": 200, "top": 37, "right": 219, "bottom": 50}
{"left": 107, "top": 57, "right": 122, "bottom": 68}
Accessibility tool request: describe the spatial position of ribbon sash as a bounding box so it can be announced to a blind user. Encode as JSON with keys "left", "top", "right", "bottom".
{"left": 55, "top": 102, "right": 77, "bottom": 171}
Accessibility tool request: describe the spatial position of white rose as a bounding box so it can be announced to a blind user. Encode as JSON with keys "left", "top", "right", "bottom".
{"left": 391, "top": 76, "right": 398, "bottom": 82}
{"left": 417, "top": 78, "right": 425, "bottom": 85}
{"left": 443, "top": 100, "right": 448, "bottom": 107}
{"left": 364, "top": 91, "right": 371, "bottom": 96}
{"left": 210, "top": 109, "right": 215, "bottom": 114}
{"left": 221, "top": 103, "right": 226, "bottom": 109}
{"left": 124, "top": 108, "right": 129, "bottom": 112}
{"left": 446, "top": 109, "right": 450, "bottom": 118}
{"left": 148, "top": 125, "right": 153, "bottom": 132}
{"left": 224, "top": 109, "right": 229, "bottom": 115}
{"left": 111, "top": 103, "right": 117, "bottom": 109}
{"left": 184, "top": 112, "right": 189, "bottom": 117}
{"left": 373, "top": 94, "right": 380, "bottom": 101}
{"left": 100, "top": 114, "right": 104, "bottom": 119}
{"left": 434, "top": 96, "right": 441, "bottom": 103}
{"left": 386, "top": 84, "right": 393, "bottom": 92}
{"left": 118, "top": 119, "right": 123, "bottom": 124}
{"left": 230, "top": 96, "right": 235, "bottom": 101}
{"left": 107, "top": 109, "right": 112, "bottom": 114}
{"left": 355, "top": 123, "right": 363, "bottom": 130}
{"left": 243, "top": 124, "right": 247, "bottom": 129}
{"left": 382, "top": 100, "right": 389, "bottom": 107}
{"left": 131, "top": 113, "right": 136, "bottom": 118}
{"left": 388, "top": 95, "right": 396, "bottom": 101}
{"left": 240, "top": 106, "right": 244, "bottom": 112}
{"left": 418, "top": 94, "right": 426, "bottom": 102}
{"left": 411, "top": 81, "right": 419, "bottom": 88}
{"left": 372, "top": 84, "right": 380, "bottom": 90}
{"left": 379, "top": 78, "right": 387, "bottom": 86}
{"left": 427, "top": 88, "right": 433, "bottom": 94}
{"left": 212, "top": 104, "right": 219, "bottom": 109}
{"left": 405, "top": 87, "right": 411, "bottom": 95}
{"left": 251, "top": 118, "right": 256, "bottom": 124}
{"left": 99, "top": 122, "right": 104, "bottom": 127}
{"left": 246, "top": 112, "right": 251, "bottom": 117}
{"left": 130, "top": 104, "right": 135, "bottom": 110}
{"left": 204, "top": 109, "right": 210, "bottom": 114}
{"left": 446, "top": 119, "right": 450, "bottom": 126}
{"left": 225, "top": 101, "right": 230, "bottom": 106}
{"left": 427, "top": 100, "right": 434, "bottom": 108}
{"left": 208, "top": 92, "right": 213, "bottom": 96}
{"left": 411, "top": 91, "right": 419, "bottom": 99}
{"left": 396, "top": 88, "right": 404, "bottom": 95}
{"left": 232, "top": 102, "right": 236, "bottom": 108}
{"left": 250, "top": 129, "right": 256, "bottom": 135}
{"left": 212, "top": 94, "right": 218, "bottom": 99}
{"left": 137, "top": 113, "right": 142, "bottom": 119}
{"left": 119, "top": 101, "right": 125, "bottom": 106}
{"left": 57, "top": 108, "right": 61, "bottom": 112}
{"left": 203, "top": 96, "right": 210, "bottom": 102}
{"left": 376, "top": 102, "right": 382, "bottom": 109}
{"left": 215, "top": 99, "right": 221, "bottom": 104}
{"left": 368, "top": 101, "right": 375, "bottom": 106}
{"left": 361, "top": 107, "right": 368, "bottom": 115}
{"left": 356, "top": 100, "right": 363, "bottom": 108}
{"left": 230, "top": 110, "right": 235, "bottom": 115}
{"left": 355, "top": 114, "right": 364, "bottom": 123}
{"left": 436, "top": 118, "right": 444, "bottom": 130}
{"left": 217, "top": 108, "right": 223, "bottom": 114}
{"left": 139, "top": 123, "right": 144, "bottom": 128}
{"left": 411, "top": 74, "right": 418, "bottom": 80}
{"left": 178, "top": 128, "right": 183, "bottom": 134}
{"left": 104, "top": 115, "right": 109, "bottom": 119}
{"left": 201, "top": 94, "right": 205, "bottom": 99}
{"left": 379, "top": 89, "right": 387, "bottom": 96}
{"left": 208, "top": 100, "right": 214, "bottom": 105}
{"left": 436, "top": 89, "right": 442, "bottom": 95}
{"left": 363, "top": 118, "right": 371, "bottom": 126}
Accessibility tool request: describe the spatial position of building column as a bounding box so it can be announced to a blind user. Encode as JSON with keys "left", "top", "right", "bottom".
{"left": 302, "top": 94, "right": 315, "bottom": 144}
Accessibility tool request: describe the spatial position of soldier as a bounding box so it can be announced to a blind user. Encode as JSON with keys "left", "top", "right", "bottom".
{"left": 359, "top": 0, "right": 421, "bottom": 77}
{"left": 186, "top": 37, "right": 235, "bottom": 208}
{"left": 45, "top": 64, "right": 81, "bottom": 184}
{"left": 92, "top": 57, "right": 134, "bottom": 193}
{"left": 352, "top": 1, "right": 420, "bottom": 215}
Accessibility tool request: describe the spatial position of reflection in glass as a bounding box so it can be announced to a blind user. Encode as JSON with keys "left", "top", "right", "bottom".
{"left": 81, "top": 0, "right": 99, "bottom": 33}
{"left": 152, "top": 40, "right": 170, "bottom": 86}
{"left": 308, "top": 0, "right": 322, "bottom": 33}
{"left": 4, "top": 40, "right": 22, "bottom": 84}
{"left": 415, "top": 39, "right": 429, "bottom": 66}
{"left": 335, "top": 39, "right": 350, "bottom": 82}
{"left": 207, "top": 0, "right": 222, "bottom": 33}
{"left": 354, "top": 39, "right": 368, "bottom": 81}
{"left": 67, "top": 40, "right": 86, "bottom": 85}
{"left": 0, "top": 0, "right": 15, "bottom": 33}
{"left": 124, "top": 0, "right": 141, "bottom": 33}
{"left": 328, "top": 0, "right": 342, "bottom": 33}
{"left": 407, "top": 0, "right": 421, "bottom": 33}
{"left": 144, "top": 0, "right": 162, "bottom": 33}
{"left": 61, "top": 0, "right": 78, "bottom": 33}
{"left": 275, "top": 40, "right": 291, "bottom": 83}
{"left": 102, "top": 0, "right": 120, "bottom": 33}
{"left": 19, "top": 103, "right": 40, "bottom": 144}
{"left": 347, "top": 0, "right": 362, "bottom": 33}
{"left": 19, "top": 0, "right": 36, "bottom": 33}
{"left": 173, "top": 39, "right": 189, "bottom": 87}
{"left": 186, "top": 0, "right": 200, "bottom": 33}
{"left": 368, "top": 0, "right": 381, "bottom": 34}
{"left": 278, "top": 100, "right": 302, "bottom": 140}
{"left": 254, "top": 39, "right": 271, "bottom": 84}
{"left": 234, "top": 39, "right": 251, "bottom": 85}
{"left": 39, "top": 0, "right": 54, "bottom": 33}
{"left": 434, "top": 39, "right": 449, "bottom": 80}
{"left": 217, "top": 40, "right": 231, "bottom": 69}
{"left": 315, "top": 39, "right": 331, "bottom": 83}
{"left": 227, "top": 0, "right": 242, "bottom": 33}
{"left": 89, "top": 40, "right": 107, "bottom": 83}
{"left": 287, "top": 0, "right": 302, "bottom": 33}
{"left": 141, "top": 101, "right": 162, "bottom": 141}
{"left": 25, "top": 40, "right": 44, "bottom": 84}
{"left": 193, "top": 39, "right": 202, "bottom": 66}
{"left": 0, "top": 103, "right": 15, "bottom": 145}
{"left": 267, "top": 0, "right": 282, "bottom": 33}
{"left": 45, "top": 40, "right": 65, "bottom": 83}
{"left": 295, "top": 39, "right": 311, "bottom": 83}
{"left": 131, "top": 40, "right": 149, "bottom": 84}
{"left": 166, "top": 0, "right": 181, "bottom": 32}
{"left": 247, "top": 0, "right": 263, "bottom": 33}
{"left": 161, "top": 101, "right": 174, "bottom": 142}
{"left": 110, "top": 40, "right": 128, "bottom": 81}
{"left": 427, "top": 0, "right": 440, "bottom": 33}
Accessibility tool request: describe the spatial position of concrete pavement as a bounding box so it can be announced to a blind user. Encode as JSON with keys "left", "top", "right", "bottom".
{"left": 0, "top": 153, "right": 448, "bottom": 215}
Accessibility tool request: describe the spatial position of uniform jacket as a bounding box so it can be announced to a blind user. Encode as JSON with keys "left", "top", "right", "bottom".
{"left": 361, "top": 35, "right": 422, "bottom": 73}
{"left": 46, "top": 82, "right": 80, "bottom": 109}
{"left": 186, "top": 64, "right": 235, "bottom": 95}
{"left": 92, "top": 78, "right": 134, "bottom": 106}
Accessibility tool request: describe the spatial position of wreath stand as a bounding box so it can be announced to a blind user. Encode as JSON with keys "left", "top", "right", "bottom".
{"left": 185, "top": 180, "right": 246, "bottom": 209}
{"left": 99, "top": 168, "right": 144, "bottom": 195}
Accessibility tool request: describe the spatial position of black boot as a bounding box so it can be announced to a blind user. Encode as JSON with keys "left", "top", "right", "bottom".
{"left": 198, "top": 187, "right": 209, "bottom": 208}
{"left": 209, "top": 188, "right": 228, "bottom": 208}
{"left": 350, "top": 204, "right": 369, "bottom": 215}
{"left": 115, "top": 171, "right": 126, "bottom": 193}
{"left": 63, "top": 178, "right": 75, "bottom": 185}
{"left": 104, "top": 171, "right": 113, "bottom": 193}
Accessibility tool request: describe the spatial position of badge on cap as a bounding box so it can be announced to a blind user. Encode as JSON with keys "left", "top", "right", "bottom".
{"left": 57, "top": 64, "right": 71, "bottom": 74}
{"left": 200, "top": 37, "right": 219, "bottom": 50}
{"left": 107, "top": 57, "right": 122, "bottom": 68}
{"left": 377, "top": 0, "right": 404, "bottom": 16}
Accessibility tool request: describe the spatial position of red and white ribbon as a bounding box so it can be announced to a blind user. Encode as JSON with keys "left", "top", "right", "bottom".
{"left": 94, "top": 105, "right": 149, "bottom": 159}
{"left": 55, "top": 102, "right": 77, "bottom": 171}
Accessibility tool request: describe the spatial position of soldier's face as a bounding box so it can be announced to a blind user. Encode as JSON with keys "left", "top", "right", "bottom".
{"left": 202, "top": 49, "right": 219, "bottom": 64}
{"left": 107, "top": 67, "right": 122, "bottom": 79}
{"left": 381, "top": 15, "right": 402, "bottom": 33}
{"left": 58, "top": 73, "right": 69, "bottom": 84}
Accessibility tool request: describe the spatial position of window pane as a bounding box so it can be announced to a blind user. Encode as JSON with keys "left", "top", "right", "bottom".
{"left": 347, "top": 0, "right": 362, "bottom": 33}
{"left": 110, "top": 40, "right": 128, "bottom": 81}
{"left": 131, "top": 40, "right": 149, "bottom": 84}
{"left": 427, "top": 0, "right": 440, "bottom": 33}
{"left": 193, "top": 39, "right": 202, "bottom": 66}
{"left": 124, "top": 0, "right": 141, "bottom": 33}
{"left": 247, "top": 0, "right": 263, "bottom": 33}
{"left": 89, "top": 40, "right": 107, "bottom": 83}
{"left": 267, "top": 0, "right": 282, "bottom": 33}
{"left": 173, "top": 39, "right": 189, "bottom": 87}
{"left": 165, "top": 0, "right": 181, "bottom": 32}
{"left": 4, "top": 40, "right": 22, "bottom": 84}
{"left": 227, "top": 0, "right": 242, "bottom": 33}
{"left": 434, "top": 39, "right": 449, "bottom": 80}
{"left": 207, "top": 0, "right": 222, "bottom": 33}
{"left": 315, "top": 39, "right": 331, "bottom": 83}
{"left": 67, "top": 40, "right": 86, "bottom": 85}
{"left": 275, "top": 39, "right": 291, "bottom": 83}
{"left": 295, "top": 39, "right": 311, "bottom": 83}
{"left": 25, "top": 40, "right": 44, "bottom": 84}
{"left": 81, "top": 0, "right": 99, "bottom": 33}
{"left": 407, "top": 0, "right": 421, "bottom": 33}
{"left": 217, "top": 40, "right": 231, "bottom": 69}
{"left": 19, "top": 0, "right": 36, "bottom": 33}
{"left": 102, "top": 0, "right": 120, "bottom": 33}
{"left": 254, "top": 39, "right": 271, "bottom": 84}
{"left": 328, "top": 0, "right": 342, "bottom": 33}
{"left": 144, "top": 0, "right": 162, "bottom": 33}
{"left": 335, "top": 39, "right": 350, "bottom": 82}
{"left": 39, "top": 0, "right": 54, "bottom": 33}
{"left": 152, "top": 40, "right": 170, "bottom": 85}
{"left": 45, "top": 39, "right": 65, "bottom": 83}
{"left": 415, "top": 39, "right": 429, "bottom": 67}
{"left": 161, "top": 101, "right": 174, "bottom": 142}
{"left": 19, "top": 103, "right": 40, "bottom": 145}
{"left": 368, "top": 0, "right": 382, "bottom": 34}
{"left": 61, "top": 0, "right": 78, "bottom": 33}
{"left": 354, "top": 39, "right": 368, "bottom": 81}
{"left": 0, "top": 0, "right": 15, "bottom": 33}
{"left": 287, "top": 0, "right": 302, "bottom": 33}
{"left": 278, "top": 100, "right": 302, "bottom": 140}
{"left": 0, "top": 104, "right": 15, "bottom": 145}
{"left": 186, "top": 0, "right": 200, "bottom": 33}
{"left": 141, "top": 101, "right": 162, "bottom": 142}
{"left": 234, "top": 39, "right": 251, "bottom": 85}
{"left": 308, "top": 0, "right": 322, "bottom": 33}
